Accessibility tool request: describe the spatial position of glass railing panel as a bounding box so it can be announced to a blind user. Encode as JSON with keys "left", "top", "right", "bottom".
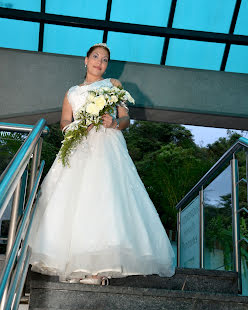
{"left": 180, "top": 196, "right": 200, "bottom": 268}
{"left": 0, "top": 132, "right": 27, "bottom": 175}
{"left": 241, "top": 243, "right": 248, "bottom": 295}
{"left": 0, "top": 197, "right": 12, "bottom": 254}
{"left": 237, "top": 149, "right": 248, "bottom": 295}
{"left": 203, "top": 164, "right": 233, "bottom": 270}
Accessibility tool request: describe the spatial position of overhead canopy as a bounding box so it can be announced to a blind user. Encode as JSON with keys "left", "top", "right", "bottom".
{"left": 0, "top": 2, "right": 248, "bottom": 73}
{"left": 0, "top": 2, "right": 248, "bottom": 128}
{"left": 0, "top": 48, "right": 248, "bottom": 130}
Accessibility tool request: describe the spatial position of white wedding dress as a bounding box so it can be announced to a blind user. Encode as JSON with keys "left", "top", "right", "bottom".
{"left": 29, "top": 78, "right": 175, "bottom": 281}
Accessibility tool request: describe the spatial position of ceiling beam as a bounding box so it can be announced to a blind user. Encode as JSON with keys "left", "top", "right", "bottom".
{"left": 160, "top": 0, "right": 178, "bottom": 65}
{"left": 38, "top": 0, "right": 46, "bottom": 52}
{"left": 1, "top": 7, "right": 248, "bottom": 46}
{"left": 220, "top": 0, "right": 242, "bottom": 71}
{"left": 103, "top": 0, "right": 113, "bottom": 43}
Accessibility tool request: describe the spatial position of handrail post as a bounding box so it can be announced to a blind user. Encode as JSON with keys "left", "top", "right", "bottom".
{"left": 231, "top": 155, "right": 242, "bottom": 293}
{"left": 28, "top": 141, "right": 39, "bottom": 198}
{"left": 37, "top": 137, "right": 43, "bottom": 169}
{"left": 199, "top": 186, "right": 204, "bottom": 269}
{"left": 177, "top": 208, "right": 181, "bottom": 267}
{"left": 246, "top": 151, "right": 248, "bottom": 206}
{"left": 0, "top": 179, "right": 22, "bottom": 310}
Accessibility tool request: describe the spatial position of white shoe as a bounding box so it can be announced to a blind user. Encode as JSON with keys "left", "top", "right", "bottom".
{"left": 79, "top": 277, "right": 109, "bottom": 286}
{"left": 60, "top": 278, "right": 79, "bottom": 283}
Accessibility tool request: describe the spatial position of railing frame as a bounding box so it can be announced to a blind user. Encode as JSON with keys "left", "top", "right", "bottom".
{"left": 176, "top": 137, "right": 248, "bottom": 294}
{"left": 231, "top": 156, "right": 242, "bottom": 293}
{"left": 0, "top": 119, "right": 48, "bottom": 309}
{"left": 199, "top": 186, "right": 204, "bottom": 269}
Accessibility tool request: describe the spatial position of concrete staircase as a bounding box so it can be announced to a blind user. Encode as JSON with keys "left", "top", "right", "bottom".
{"left": 0, "top": 254, "right": 5, "bottom": 270}
{"left": 29, "top": 268, "right": 248, "bottom": 310}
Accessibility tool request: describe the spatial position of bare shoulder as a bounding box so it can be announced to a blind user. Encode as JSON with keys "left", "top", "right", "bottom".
{"left": 110, "top": 78, "right": 122, "bottom": 88}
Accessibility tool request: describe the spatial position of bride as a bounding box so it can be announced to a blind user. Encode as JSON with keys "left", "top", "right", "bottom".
{"left": 29, "top": 43, "right": 175, "bottom": 285}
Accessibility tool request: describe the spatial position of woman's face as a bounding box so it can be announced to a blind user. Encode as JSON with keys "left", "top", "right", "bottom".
{"left": 85, "top": 47, "right": 109, "bottom": 78}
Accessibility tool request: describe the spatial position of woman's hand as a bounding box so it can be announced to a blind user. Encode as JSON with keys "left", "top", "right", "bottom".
{"left": 60, "top": 91, "right": 73, "bottom": 131}
{"left": 87, "top": 124, "right": 94, "bottom": 132}
{"left": 101, "top": 114, "right": 115, "bottom": 128}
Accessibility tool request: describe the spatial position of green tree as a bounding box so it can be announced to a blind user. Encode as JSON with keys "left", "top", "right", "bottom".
{"left": 0, "top": 132, "right": 26, "bottom": 174}
{"left": 123, "top": 121, "right": 195, "bottom": 162}
{"left": 123, "top": 121, "right": 212, "bottom": 230}
{"left": 135, "top": 142, "right": 211, "bottom": 229}
{"left": 40, "top": 123, "right": 63, "bottom": 178}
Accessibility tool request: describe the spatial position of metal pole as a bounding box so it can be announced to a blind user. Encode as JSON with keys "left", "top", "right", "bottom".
{"left": 246, "top": 151, "right": 248, "bottom": 206}
{"left": 37, "top": 137, "right": 43, "bottom": 169}
{"left": 0, "top": 122, "right": 48, "bottom": 134}
{"left": 199, "top": 187, "right": 204, "bottom": 269}
{"left": 0, "top": 179, "right": 22, "bottom": 310}
{"left": 0, "top": 161, "right": 45, "bottom": 303}
{"left": 28, "top": 142, "right": 39, "bottom": 197}
{"left": 12, "top": 247, "right": 32, "bottom": 310}
{"left": 231, "top": 156, "right": 242, "bottom": 293}
{"left": 177, "top": 208, "right": 181, "bottom": 267}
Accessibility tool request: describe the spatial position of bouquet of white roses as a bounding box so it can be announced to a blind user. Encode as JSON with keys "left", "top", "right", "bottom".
{"left": 59, "top": 86, "right": 135, "bottom": 166}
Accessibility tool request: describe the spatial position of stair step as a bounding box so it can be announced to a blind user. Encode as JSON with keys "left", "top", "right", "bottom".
{"left": 0, "top": 254, "right": 5, "bottom": 272}
{"left": 29, "top": 267, "right": 239, "bottom": 295}
{"left": 111, "top": 268, "right": 239, "bottom": 294}
{"left": 29, "top": 278, "right": 248, "bottom": 310}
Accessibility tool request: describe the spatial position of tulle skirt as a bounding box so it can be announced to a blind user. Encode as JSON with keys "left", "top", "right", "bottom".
{"left": 29, "top": 126, "right": 175, "bottom": 281}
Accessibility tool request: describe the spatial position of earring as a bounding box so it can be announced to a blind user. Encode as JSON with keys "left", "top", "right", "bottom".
{"left": 85, "top": 64, "right": 87, "bottom": 68}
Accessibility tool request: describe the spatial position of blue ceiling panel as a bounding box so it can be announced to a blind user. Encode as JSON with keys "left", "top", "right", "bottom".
{"left": 107, "top": 32, "right": 165, "bottom": 64}
{"left": 166, "top": 39, "right": 225, "bottom": 70}
{"left": 43, "top": 24, "right": 104, "bottom": 56}
{"left": 45, "top": 0, "right": 108, "bottom": 20}
{"left": 110, "top": 0, "right": 172, "bottom": 27}
{"left": 0, "top": 18, "right": 39, "bottom": 51}
{"left": 173, "top": 0, "right": 236, "bottom": 33}
{"left": 234, "top": 0, "right": 248, "bottom": 35}
{"left": 226, "top": 45, "right": 248, "bottom": 74}
{"left": 0, "top": 0, "right": 40, "bottom": 12}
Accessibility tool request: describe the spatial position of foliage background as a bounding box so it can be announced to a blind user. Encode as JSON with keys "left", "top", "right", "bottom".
{"left": 0, "top": 121, "right": 247, "bottom": 232}
{"left": 0, "top": 121, "right": 247, "bottom": 268}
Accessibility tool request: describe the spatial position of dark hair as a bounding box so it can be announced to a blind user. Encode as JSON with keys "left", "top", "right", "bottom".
{"left": 86, "top": 45, "right": 111, "bottom": 60}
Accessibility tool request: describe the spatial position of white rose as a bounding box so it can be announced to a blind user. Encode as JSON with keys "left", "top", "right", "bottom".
{"left": 112, "top": 86, "right": 120, "bottom": 92}
{"left": 86, "top": 103, "right": 100, "bottom": 116}
{"left": 102, "top": 87, "right": 110, "bottom": 92}
{"left": 110, "top": 95, "right": 118, "bottom": 103}
{"left": 87, "top": 93, "right": 95, "bottom": 102}
{"left": 126, "top": 92, "right": 135, "bottom": 103}
{"left": 86, "top": 119, "right": 92, "bottom": 126}
{"left": 94, "top": 95, "right": 106, "bottom": 110}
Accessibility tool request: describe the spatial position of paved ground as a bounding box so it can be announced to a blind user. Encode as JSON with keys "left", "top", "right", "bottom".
{"left": 19, "top": 304, "right": 29, "bottom": 310}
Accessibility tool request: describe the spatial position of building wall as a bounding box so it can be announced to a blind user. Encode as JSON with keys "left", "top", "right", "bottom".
{"left": 1, "top": 47, "right": 248, "bottom": 129}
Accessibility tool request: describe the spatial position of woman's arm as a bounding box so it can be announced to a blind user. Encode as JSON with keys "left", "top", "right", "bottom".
{"left": 112, "top": 106, "right": 130, "bottom": 130}
{"left": 60, "top": 91, "right": 73, "bottom": 132}
{"left": 110, "top": 78, "right": 122, "bottom": 88}
{"left": 109, "top": 78, "right": 130, "bottom": 130}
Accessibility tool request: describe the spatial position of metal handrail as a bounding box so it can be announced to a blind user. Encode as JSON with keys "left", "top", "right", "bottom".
{"left": 0, "top": 122, "right": 49, "bottom": 134}
{"left": 0, "top": 119, "right": 47, "bottom": 309}
{"left": 0, "top": 119, "right": 46, "bottom": 218}
{"left": 1, "top": 162, "right": 44, "bottom": 306}
{"left": 177, "top": 136, "right": 248, "bottom": 294}
{"left": 176, "top": 137, "right": 248, "bottom": 210}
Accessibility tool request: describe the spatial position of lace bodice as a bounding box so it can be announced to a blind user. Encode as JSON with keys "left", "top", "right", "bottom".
{"left": 67, "top": 78, "right": 115, "bottom": 119}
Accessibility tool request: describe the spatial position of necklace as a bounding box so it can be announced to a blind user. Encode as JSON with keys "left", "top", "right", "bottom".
{"left": 82, "top": 78, "right": 103, "bottom": 86}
